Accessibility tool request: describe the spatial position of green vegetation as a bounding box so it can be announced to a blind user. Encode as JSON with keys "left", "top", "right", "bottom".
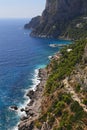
{"left": 83, "top": 99, "right": 87, "bottom": 105}
{"left": 46, "top": 39, "right": 87, "bottom": 94}
{"left": 35, "top": 39, "right": 87, "bottom": 130}
{"left": 75, "top": 83, "right": 81, "bottom": 92}
{"left": 38, "top": 92, "right": 87, "bottom": 130}
{"left": 64, "top": 16, "right": 87, "bottom": 40}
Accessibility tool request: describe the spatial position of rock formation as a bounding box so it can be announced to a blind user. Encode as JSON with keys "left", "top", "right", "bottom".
{"left": 25, "top": 0, "right": 87, "bottom": 39}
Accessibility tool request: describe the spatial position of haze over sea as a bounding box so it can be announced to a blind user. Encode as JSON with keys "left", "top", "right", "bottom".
{"left": 0, "top": 19, "right": 70, "bottom": 130}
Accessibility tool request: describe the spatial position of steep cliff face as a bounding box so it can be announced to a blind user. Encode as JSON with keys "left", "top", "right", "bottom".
{"left": 25, "top": 0, "right": 87, "bottom": 38}
{"left": 24, "top": 16, "right": 41, "bottom": 29}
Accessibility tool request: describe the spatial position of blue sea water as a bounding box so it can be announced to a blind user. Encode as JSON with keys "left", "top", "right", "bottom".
{"left": 0, "top": 19, "right": 71, "bottom": 130}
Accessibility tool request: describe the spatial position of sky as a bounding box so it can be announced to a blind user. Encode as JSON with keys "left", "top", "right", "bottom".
{"left": 0, "top": 0, "right": 45, "bottom": 18}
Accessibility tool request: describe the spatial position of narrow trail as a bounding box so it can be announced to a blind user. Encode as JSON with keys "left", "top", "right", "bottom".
{"left": 63, "top": 78, "right": 87, "bottom": 112}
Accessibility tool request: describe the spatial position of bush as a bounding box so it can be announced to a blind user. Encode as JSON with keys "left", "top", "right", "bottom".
{"left": 75, "top": 83, "right": 81, "bottom": 92}
{"left": 62, "top": 93, "right": 72, "bottom": 104}
{"left": 35, "top": 120, "right": 42, "bottom": 129}
{"left": 83, "top": 99, "right": 87, "bottom": 105}
{"left": 39, "top": 113, "right": 47, "bottom": 122}
{"left": 70, "top": 101, "right": 84, "bottom": 121}
{"left": 48, "top": 114, "right": 55, "bottom": 126}
{"left": 53, "top": 101, "right": 65, "bottom": 117}
{"left": 70, "top": 101, "right": 83, "bottom": 113}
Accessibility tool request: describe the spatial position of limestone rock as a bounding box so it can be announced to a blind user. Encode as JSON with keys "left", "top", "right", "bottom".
{"left": 25, "top": 0, "right": 87, "bottom": 38}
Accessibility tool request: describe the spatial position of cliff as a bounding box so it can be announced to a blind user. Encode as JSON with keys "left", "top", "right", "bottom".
{"left": 18, "top": 39, "right": 87, "bottom": 130}
{"left": 18, "top": 1, "right": 87, "bottom": 130}
{"left": 24, "top": 16, "right": 40, "bottom": 29}
{"left": 25, "top": 0, "right": 87, "bottom": 39}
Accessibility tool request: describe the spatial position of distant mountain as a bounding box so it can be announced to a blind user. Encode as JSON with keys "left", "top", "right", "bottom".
{"left": 25, "top": 0, "right": 87, "bottom": 40}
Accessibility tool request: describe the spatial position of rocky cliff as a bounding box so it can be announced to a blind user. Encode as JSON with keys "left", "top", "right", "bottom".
{"left": 25, "top": 0, "right": 87, "bottom": 39}
{"left": 18, "top": 39, "right": 87, "bottom": 130}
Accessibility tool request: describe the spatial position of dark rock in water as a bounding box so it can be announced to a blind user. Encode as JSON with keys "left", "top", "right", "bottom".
{"left": 27, "top": 90, "right": 35, "bottom": 99}
{"left": 10, "top": 105, "right": 18, "bottom": 111}
{"left": 25, "top": 0, "right": 87, "bottom": 39}
{"left": 20, "top": 108, "right": 25, "bottom": 112}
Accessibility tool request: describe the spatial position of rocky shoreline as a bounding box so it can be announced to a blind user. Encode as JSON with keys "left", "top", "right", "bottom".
{"left": 18, "top": 68, "right": 48, "bottom": 130}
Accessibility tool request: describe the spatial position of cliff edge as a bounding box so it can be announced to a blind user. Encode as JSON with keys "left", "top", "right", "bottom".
{"left": 25, "top": 0, "right": 87, "bottom": 39}
{"left": 18, "top": 39, "right": 87, "bottom": 130}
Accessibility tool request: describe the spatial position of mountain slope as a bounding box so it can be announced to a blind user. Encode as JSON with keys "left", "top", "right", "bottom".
{"left": 25, "top": 0, "right": 87, "bottom": 39}
{"left": 18, "top": 39, "right": 87, "bottom": 130}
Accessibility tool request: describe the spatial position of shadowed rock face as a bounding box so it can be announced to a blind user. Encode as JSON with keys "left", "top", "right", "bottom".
{"left": 44, "top": 0, "right": 83, "bottom": 19}
{"left": 25, "top": 0, "right": 87, "bottom": 38}
{"left": 24, "top": 16, "right": 41, "bottom": 29}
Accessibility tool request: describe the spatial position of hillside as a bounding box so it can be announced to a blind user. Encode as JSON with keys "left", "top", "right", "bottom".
{"left": 18, "top": 1, "right": 87, "bottom": 130}
{"left": 35, "top": 39, "right": 87, "bottom": 130}
{"left": 18, "top": 39, "right": 87, "bottom": 130}
{"left": 25, "top": 0, "right": 87, "bottom": 40}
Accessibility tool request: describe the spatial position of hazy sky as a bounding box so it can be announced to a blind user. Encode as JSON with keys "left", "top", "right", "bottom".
{"left": 0, "top": 0, "right": 45, "bottom": 18}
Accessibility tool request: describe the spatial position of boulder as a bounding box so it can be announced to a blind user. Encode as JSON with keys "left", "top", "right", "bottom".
{"left": 10, "top": 105, "right": 18, "bottom": 111}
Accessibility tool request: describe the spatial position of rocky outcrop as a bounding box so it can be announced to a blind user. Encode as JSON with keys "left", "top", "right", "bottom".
{"left": 25, "top": 0, "right": 87, "bottom": 38}
{"left": 24, "top": 16, "right": 41, "bottom": 29}
{"left": 10, "top": 105, "right": 18, "bottom": 111}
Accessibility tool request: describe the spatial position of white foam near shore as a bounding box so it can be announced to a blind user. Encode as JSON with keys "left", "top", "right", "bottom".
{"left": 18, "top": 68, "right": 40, "bottom": 113}
{"left": 10, "top": 68, "right": 41, "bottom": 130}
{"left": 48, "top": 55, "right": 53, "bottom": 60}
{"left": 10, "top": 65, "right": 46, "bottom": 130}
{"left": 9, "top": 125, "right": 18, "bottom": 130}
{"left": 31, "top": 69, "right": 41, "bottom": 91}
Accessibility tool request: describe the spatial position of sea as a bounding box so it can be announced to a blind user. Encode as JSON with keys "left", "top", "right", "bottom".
{"left": 0, "top": 19, "right": 71, "bottom": 130}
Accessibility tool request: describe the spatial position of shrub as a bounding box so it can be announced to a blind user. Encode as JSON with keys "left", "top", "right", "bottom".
{"left": 75, "top": 83, "right": 81, "bottom": 92}
{"left": 62, "top": 93, "right": 72, "bottom": 104}
{"left": 83, "top": 99, "right": 87, "bottom": 105}
{"left": 70, "top": 101, "right": 83, "bottom": 112}
{"left": 35, "top": 120, "right": 42, "bottom": 129}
